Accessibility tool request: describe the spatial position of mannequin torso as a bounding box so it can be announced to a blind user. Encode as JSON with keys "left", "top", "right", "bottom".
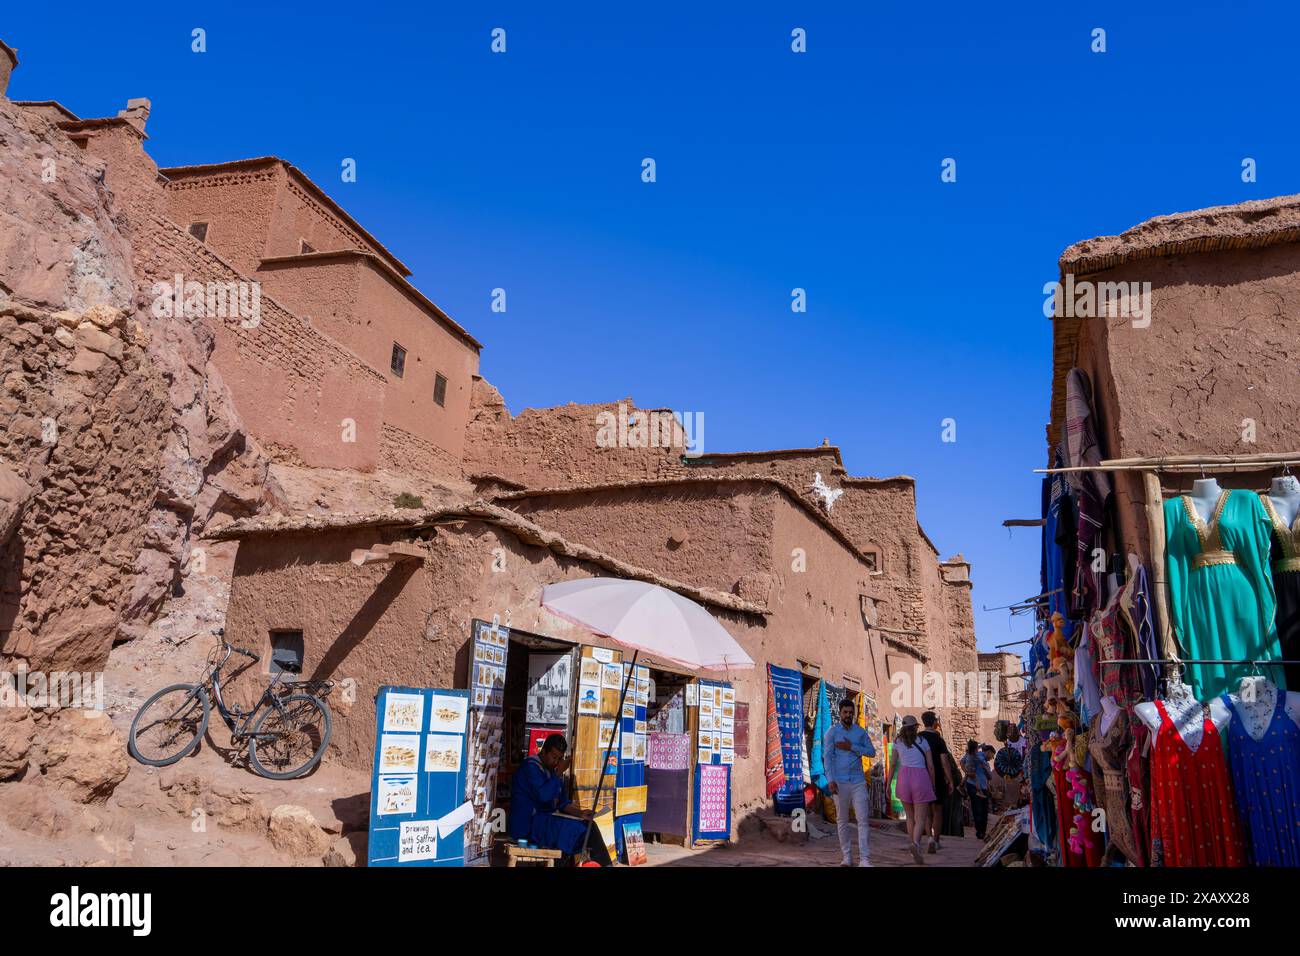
{"left": 1265, "top": 475, "right": 1300, "bottom": 530}
{"left": 1187, "top": 477, "right": 1224, "bottom": 524}
{"left": 1134, "top": 681, "right": 1231, "bottom": 751}
{"left": 1222, "top": 675, "right": 1300, "bottom": 738}
{"left": 1099, "top": 695, "right": 1121, "bottom": 735}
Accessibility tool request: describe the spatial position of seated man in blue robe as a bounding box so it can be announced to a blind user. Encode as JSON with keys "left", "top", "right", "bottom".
{"left": 508, "top": 733, "right": 611, "bottom": 865}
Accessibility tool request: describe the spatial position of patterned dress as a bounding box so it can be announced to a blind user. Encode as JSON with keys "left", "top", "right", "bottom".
{"left": 1088, "top": 601, "right": 1144, "bottom": 710}
{"left": 1125, "top": 721, "right": 1151, "bottom": 867}
{"left": 1089, "top": 709, "right": 1142, "bottom": 865}
{"left": 1149, "top": 700, "right": 1246, "bottom": 867}
{"left": 1221, "top": 688, "right": 1300, "bottom": 866}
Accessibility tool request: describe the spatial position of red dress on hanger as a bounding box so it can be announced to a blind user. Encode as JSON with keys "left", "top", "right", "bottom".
{"left": 1149, "top": 700, "right": 1246, "bottom": 867}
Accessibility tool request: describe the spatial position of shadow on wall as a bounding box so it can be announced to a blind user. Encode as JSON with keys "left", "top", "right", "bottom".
{"left": 309, "top": 561, "right": 420, "bottom": 682}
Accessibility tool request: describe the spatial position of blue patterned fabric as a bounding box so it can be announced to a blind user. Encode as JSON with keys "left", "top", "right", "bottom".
{"left": 1222, "top": 692, "right": 1300, "bottom": 866}
{"left": 769, "top": 665, "right": 805, "bottom": 815}
{"left": 810, "top": 680, "right": 831, "bottom": 792}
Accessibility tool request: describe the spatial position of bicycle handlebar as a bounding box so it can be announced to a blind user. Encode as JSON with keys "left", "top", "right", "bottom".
{"left": 215, "top": 640, "right": 260, "bottom": 665}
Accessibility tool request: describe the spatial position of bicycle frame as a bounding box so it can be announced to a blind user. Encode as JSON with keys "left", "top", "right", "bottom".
{"left": 202, "top": 646, "right": 294, "bottom": 743}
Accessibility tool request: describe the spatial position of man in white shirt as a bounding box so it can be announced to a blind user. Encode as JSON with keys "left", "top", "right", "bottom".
{"left": 823, "top": 698, "right": 877, "bottom": 867}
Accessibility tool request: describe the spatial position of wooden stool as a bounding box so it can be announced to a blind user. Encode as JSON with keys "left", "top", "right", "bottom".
{"left": 505, "top": 845, "right": 563, "bottom": 868}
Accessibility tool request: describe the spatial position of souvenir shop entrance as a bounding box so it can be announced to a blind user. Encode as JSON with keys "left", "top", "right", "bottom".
{"left": 642, "top": 666, "right": 693, "bottom": 844}
{"left": 500, "top": 628, "right": 578, "bottom": 800}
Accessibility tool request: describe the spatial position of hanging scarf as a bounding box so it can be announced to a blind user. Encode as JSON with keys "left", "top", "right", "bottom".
{"left": 764, "top": 668, "right": 786, "bottom": 797}
{"left": 811, "top": 679, "right": 832, "bottom": 792}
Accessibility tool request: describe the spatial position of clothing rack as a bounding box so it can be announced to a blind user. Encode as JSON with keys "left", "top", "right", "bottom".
{"left": 982, "top": 588, "right": 1060, "bottom": 613}
{"left": 1097, "top": 658, "right": 1300, "bottom": 667}
{"left": 1034, "top": 451, "right": 1300, "bottom": 476}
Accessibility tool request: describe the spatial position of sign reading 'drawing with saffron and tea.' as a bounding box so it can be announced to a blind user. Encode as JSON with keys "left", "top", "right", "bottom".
{"left": 367, "top": 686, "right": 472, "bottom": 867}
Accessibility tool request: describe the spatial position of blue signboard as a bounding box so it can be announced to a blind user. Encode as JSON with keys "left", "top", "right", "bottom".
{"left": 367, "top": 686, "right": 472, "bottom": 867}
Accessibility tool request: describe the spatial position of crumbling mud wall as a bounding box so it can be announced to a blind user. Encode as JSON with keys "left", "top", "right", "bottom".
{"left": 1055, "top": 197, "right": 1300, "bottom": 562}
{"left": 0, "top": 96, "right": 271, "bottom": 671}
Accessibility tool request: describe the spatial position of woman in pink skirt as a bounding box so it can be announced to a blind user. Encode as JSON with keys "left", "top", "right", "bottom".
{"left": 889, "top": 715, "right": 937, "bottom": 864}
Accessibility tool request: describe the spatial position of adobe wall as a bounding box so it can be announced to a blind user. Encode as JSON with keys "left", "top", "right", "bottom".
{"left": 766, "top": 493, "right": 891, "bottom": 706}
{"left": 253, "top": 256, "right": 476, "bottom": 479}
{"left": 468, "top": 386, "right": 984, "bottom": 743}
{"left": 1061, "top": 241, "right": 1300, "bottom": 562}
{"left": 49, "top": 109, "right": 391, "bottom": 476}
{"left": 60, "top": 122, "right": 166, "bottom": 232}
{"left": 136, "top": 218, "right": 387, "bottom": 471}
{"left": 356, "top": 263, "right": 477, "bottom": 463}
{"left": 271, "top": 172, "right": 400, "bottom": 267}
{"left": 162, "top": 167, "right": 279, "bottom": 275}
{"left": 504, "top": 484, "right": 778, "bottom": 598}
{"left": 502, "top": 482, "right": 891, "bottom": 709}
{"left": 465, "top": 387, "right": 683, "bottom": 486}
{"left": 221, "top": 521, "right": 778, "bottom": 826}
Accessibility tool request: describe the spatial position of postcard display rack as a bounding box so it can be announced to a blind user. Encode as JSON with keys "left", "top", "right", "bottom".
{"left": 691, "top": 679, "right": 735, "bottom": 844}
{"left": 465, "top": 618, "right": 510, "bottom": 865}
{"left": 613, "top": 661, "right": 651, "bottom": 858}
{"left": 367, "top": 686, "right": 472, "bottom": 867}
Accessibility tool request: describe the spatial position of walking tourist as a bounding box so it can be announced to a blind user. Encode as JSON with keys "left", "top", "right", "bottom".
{"left": 918, "top": 711, "right": 957, "bottom": 852}
{"left": 889, "top": 715, "right": 937, "bottom": 865}
{"left": 823, "top": 697, "right": 877, "bottom": 866}
{"left": 960, "top": 739, "right": 991, "bottom": 839}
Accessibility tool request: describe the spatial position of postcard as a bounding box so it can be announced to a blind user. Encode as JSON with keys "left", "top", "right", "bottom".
{"left": 376, "top": 775, "right": 417, "bottom": 815}
{"left": 383, "top": 692, "right": 425, "bottom": 733}
{"left": 424, "top": 734, "right": 463, "bottom": 773}
{"left": 428, "top": 693, "right": 468, "bottom": 734}
{"left": 378, "top": 733, "right": 420, "bottom": 774}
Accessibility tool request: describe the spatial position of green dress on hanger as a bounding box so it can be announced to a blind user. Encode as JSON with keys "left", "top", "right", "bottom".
{"left": 1163, "top": 489, "right": 1280, "bottom": 699}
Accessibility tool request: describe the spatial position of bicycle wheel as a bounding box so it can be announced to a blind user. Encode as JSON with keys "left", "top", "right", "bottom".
{"left": 247, "top": 694, "right": 332, "bottom": 780}
{"left": 128, "top": 683, "right": 210, "bottom": 766}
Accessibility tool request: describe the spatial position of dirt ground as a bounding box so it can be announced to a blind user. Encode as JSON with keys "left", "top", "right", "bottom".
{"left": 644, "top": 818, "right": 985, "bottom": 867}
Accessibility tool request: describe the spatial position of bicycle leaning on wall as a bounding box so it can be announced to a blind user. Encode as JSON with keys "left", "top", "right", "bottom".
{"left": 127, "top": 637, "right": 333, "bottom": 780}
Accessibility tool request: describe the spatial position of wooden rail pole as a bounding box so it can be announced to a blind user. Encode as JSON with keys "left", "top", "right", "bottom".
{"left": 1141, "top": 471, "right": 1177, "bottom": 660}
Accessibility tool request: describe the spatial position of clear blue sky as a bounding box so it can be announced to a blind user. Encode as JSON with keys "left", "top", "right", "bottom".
{"left": 8, "top": 2, "right": 1295, "bottom": 653}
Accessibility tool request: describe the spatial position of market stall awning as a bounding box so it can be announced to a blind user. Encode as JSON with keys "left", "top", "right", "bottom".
{"left": 541, "top": 577, "right": 755, "bottom": 672}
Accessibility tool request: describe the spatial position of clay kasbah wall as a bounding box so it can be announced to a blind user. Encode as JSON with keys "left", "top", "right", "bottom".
{"left": 0, "top": 62, "right": 985, "bottom": 860}
{"left": 469, "top": 395, "right": 986, "bottom": 742}
{"left": 1058, "top": 223, "right": 1300, "bottom": 563}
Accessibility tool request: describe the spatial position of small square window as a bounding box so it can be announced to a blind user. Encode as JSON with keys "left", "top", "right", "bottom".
{"left": 188, "top": 222, "right": 208, "bottom": 243}
{"left": 433, "top": 373, "right": 448, "bottom": 407}
{"left": 390, "top": 342, "right": 406, "bottom": 378}
{"left": 300, "top": 239, "right": 315, "bottom": 254}
{"left": 269, "top": 630, "right": 304, "bottom": 675}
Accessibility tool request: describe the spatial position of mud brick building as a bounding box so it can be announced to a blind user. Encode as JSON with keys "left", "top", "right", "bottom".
{"left": 1, "top": 43, "right": 982, "bottom": 840}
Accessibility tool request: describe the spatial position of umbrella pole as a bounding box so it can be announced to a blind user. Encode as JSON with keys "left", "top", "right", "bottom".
{"left": 582, "top": 648, "right": 638, "bottom": 864}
